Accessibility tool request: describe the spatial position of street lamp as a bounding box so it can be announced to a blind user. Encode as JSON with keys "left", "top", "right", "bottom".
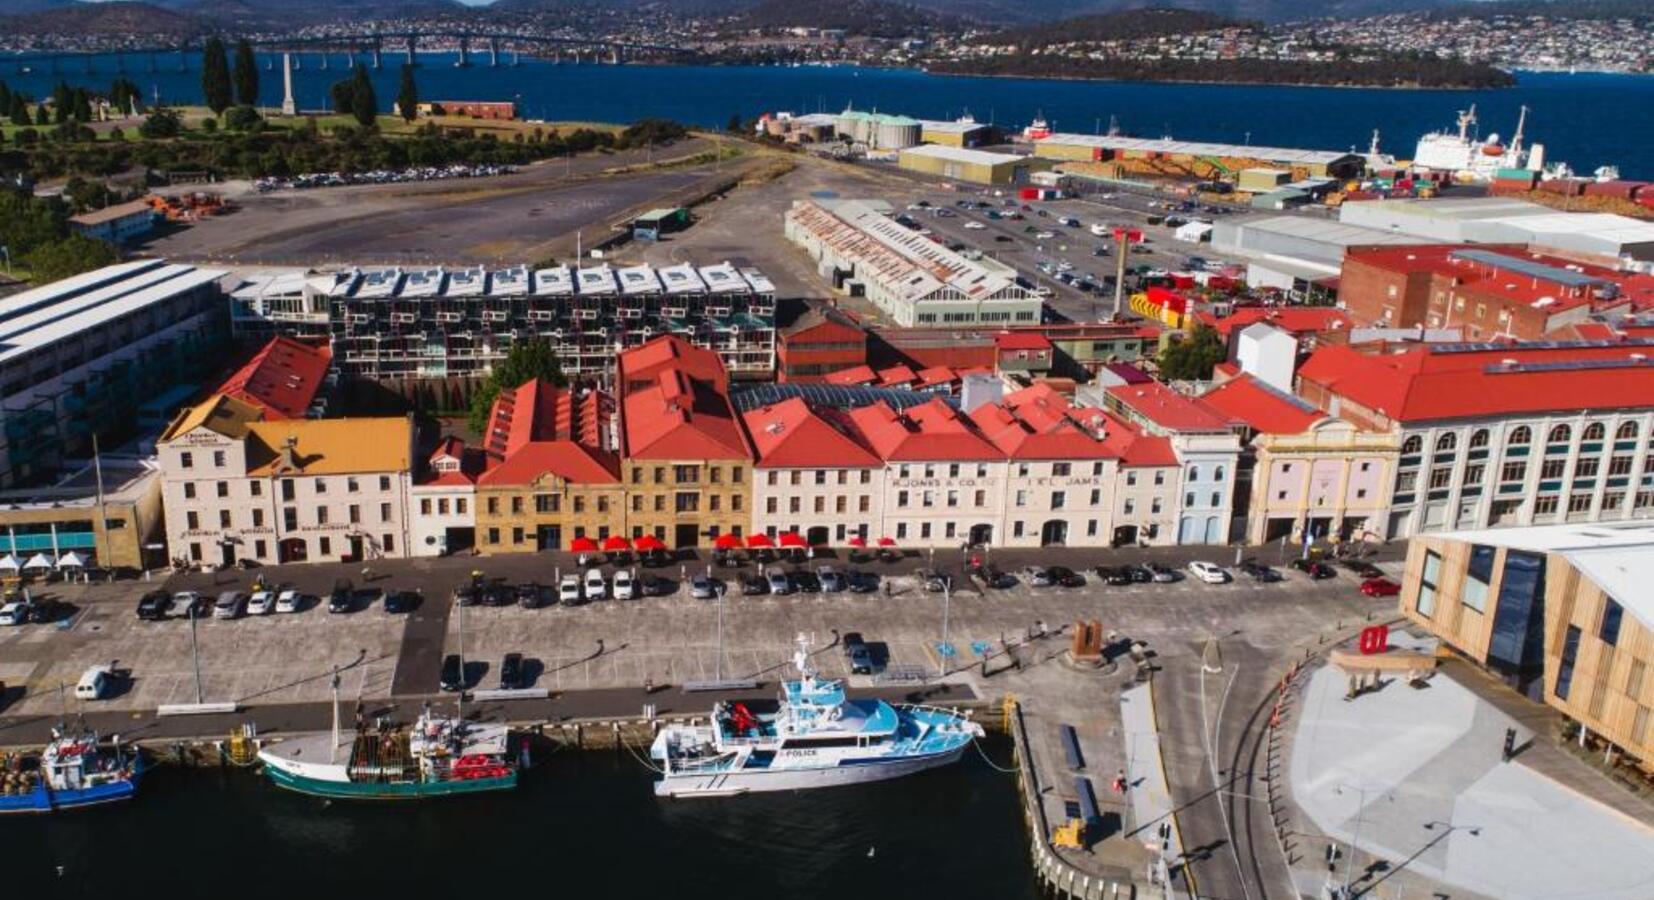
{"left": 1333, "top": 782, "right": 1392, "bottom": 898}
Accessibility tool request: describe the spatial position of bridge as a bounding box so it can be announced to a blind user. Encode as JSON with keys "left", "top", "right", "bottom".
{"left": 1, "top": 30, "right": 697, "bottom": 75}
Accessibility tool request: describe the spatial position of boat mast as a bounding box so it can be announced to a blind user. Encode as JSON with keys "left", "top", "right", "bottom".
{"left": 1511, "top": 105, "right": 1528, "bottom": 156}
{"left": 329, "top": 665, "right": 341, "bottom": 763}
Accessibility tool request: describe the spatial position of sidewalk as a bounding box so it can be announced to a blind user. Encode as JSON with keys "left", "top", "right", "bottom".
{"left": 1121, "top": 681, "right": 1186, "bottom": 889}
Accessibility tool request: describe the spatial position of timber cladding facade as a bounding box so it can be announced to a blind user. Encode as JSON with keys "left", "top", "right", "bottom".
{"left": 1400, "top": 527, "right": 1654, "bottom": 768}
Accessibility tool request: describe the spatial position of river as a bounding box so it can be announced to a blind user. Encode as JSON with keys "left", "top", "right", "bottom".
{"left": 2, "top": 735, "right": 1037, "bottom": 896}
{"left": 3, "top": 55, "right": 1651, "bottom": 178}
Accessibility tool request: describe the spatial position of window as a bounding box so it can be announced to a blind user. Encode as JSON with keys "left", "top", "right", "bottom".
{"left": 1188, "top": 465, "right": 1199, "bottom": 482}
{"left": 1417, "top": 550, "right": 1442, "bottom": 617}
{"left": 1015, "top": 490, "right": 1027, "bottom": 508}
{"left": 766, "top": 471, "right": 777, "bottom": 486}
{"left": 315, "top": 478, "right": 327, "bottom": 495}
{"left": 654, "top": 468, "right": 665, "bottom": 484}
{"left": 282, "top": 480, "right": 296, "bottom": 502}
{"left": 1013, "top": 521, "right": 1024, "bottom": 538}
{"left": 790, "top": 471, "right": 801, "bottom": 486}
{"left": 347, "top": 477, "right": 359, "bottom": 493}
{"left": 1396, "top": 471, "right": 1418, "bottom": 493}
{"left": 1428, "top": 467, "right": 1453, "bottom": 490}
{"left": 379, "top": 476, "right": 390, "bottom": 491}
{"left": 974, "top": 489, "right": 985, "bottom": 507}
{"left": 1126, "top": 472, "right": 1137, "bottom": 487}
{"left": 1185, "top": 493, "right": 1195, "bottom": 507}
{"left": 1501, "top": 461, "right": 1526, "bottom": 482}
{"left": 319, "top": 536, "right": 331, "bottom": 556}
{"left": 1506, "top": 426, "right": 1531, "bottom": 446}
{"left": 945, "top": 523, "right": 956, "bottom": 539}
{"left": 421, "top": 498, "right": 432, "bottom": 515}
{"left": 382, "top": 534, "right": 394, "bottom": 553}
{"left": 1463, "top": 544, "right": 1494, "bottom": 613}
{"left": 1463, "top": 464, "right": 1485, "bottom": 486}
{"left": 675, "top": 493, "right": 699, "bottom": 513}
{"left": 655, "top": 496, "right": 665, "bottom": 511}
{"left": 675, "top": 465, "right": 699, "bottom": 484}
{"left": 1469, "top": 429, "right": 1490, "bottom": 449}
{"left": 766, "top": 497, "right": 778, "bottom": 514}
{"left": 1402, "top": 435, "right": 1423, "bottom": 454}
{"left": 218, "top": 509, "right": 231, "bottom": 527}
{"left": 255, "top": 540, "right": 266, "bottom": 558}
{"left": 898, "top": 490, "right": 909, "bottom": 508}
{"left": 511, "top": 497, "right": 524, "bottom": 514}
{"left": 1051, "top": 491, "right": 1066, "bottom": 509}
{"left": 1541, "top": 459, "right": 1566, "bottom": 480}
{"left": 949, "top": 463, "right": 961, "bottom": 478}
{"left": 251, "top": 481, "right": 262, "bottom": 497}
{"left": 487, "top": 497, "right": 499, "bottom": 515}
{"left": 456, "top": 498, "right": 467, "bottom": 514}
{"left": 216, "top": 481, "right": 229, "bottom": 498}
{"left": 1210, "top": 492, "right": 1221, "bottom": 507}
{"left": 1535, "top": 495, "right": 1559, "bottom": 515}
{"left": 183, "top": 483, "right": 196, "bottom": 500}
{"left": 1609, "top": 456, "right": 1634, "bottom": 476}
{"left": 1214, "top": 466, "right": 1224, "bottom": 482}
{"left": 380, "top": 502, "right": 391, "bottom": 521}
{"left": 858, "top": 496, "right": 870, "bottom": 513}
{"left": 180, "top": 452, "right": 193, "bottom": 469}
{"left": 252, "top": 509, "right": 264, "bottom": 527}
{"left": 348, "top": 504, "right": 360, "bottom": 524}
{"left": 1123, "top": 499, "right": 1135, "bottom": 515}
{"left": 1151, "top": 498, "right": 1162, "bottom": 514}
{"left": 1617, "top": 422, "right": 1639, "bottom": 441}
{"left": 860, "top": 471, "right": 872, "bottom": 485}
{"left": 1052, "top": 462, "right": 1071, "bottom": 477}
{"left": 920, "top": 523, "right": 931, "bottom": 540}
{"left": 317, "top": 507, "right": 329, "bottom": 525}
{"left": 1549, "top": 424, "right": 1572, "bottom": 444}
{"left": 1583, "top": 422, "right": 1605, "bottom": 442}
{"left": 1601, "top": 598, "right": 1624, "bottom": 646}
{"left": 283, "top": 508, "right": 298, "bottom": 530}
{"left": 1556, "top": 625, "right": 1582, "bottom": 700}
{"left": 488, "top": 528, "right": 500, "bottom": 544}
{"left": 789, "top": 497, "right": 801, "bottom": 514}
{"left": 732, "top": 467, "right": 743, "bottom": 484}
{"left": 1435, "top": 433, "right": 1456, "bottom": 453}
{"left": 947, "top": 490, "right": 959, "bottom": 508}
{"left": 1575, "top": 458, "right": 1600, "bottom": 479}
{"left": 1568, "top": 493, "right": 1593, "bottom": 514}
{"left": 1153, "top": 471, "right": 1165, "bottom": 486}
{"left": 710, "top": 468, "right": 722, "bottom": 485}
{"left": 186, "top": 511, "right": 199, "bottom": 530}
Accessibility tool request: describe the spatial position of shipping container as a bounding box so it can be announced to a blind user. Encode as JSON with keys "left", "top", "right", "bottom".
{"left": 1638, "top": 192, "right": 1654, "bottom": 210}
{"left": 1583, "top": 180, "right": 1646, "bottom": 201}
{"left": 1538, "top": 179, "right": 1587, "bottom": 197}
{"left": 1495, "top": 167, "right": 1535, "bottom": 181}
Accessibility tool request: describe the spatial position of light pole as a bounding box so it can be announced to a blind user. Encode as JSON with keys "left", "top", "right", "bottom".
{"left": 938, "top": 577, "right": 952, "bottom": 679}
{"left": 714, "top": 581, "right": 726, "bottom": 682}
{"left": 188, "top": 601, "right": 203, "bottom": 704}
{"left": 1334, "top": 782, "right": 1391, "bottom": 898}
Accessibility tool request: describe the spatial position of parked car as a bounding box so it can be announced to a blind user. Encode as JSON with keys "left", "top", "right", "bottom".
{"left": 1360, "top": 577, "right": 1401, "bottom": 597}
{"left": 1290, "top": 559, "right": 1337, "bottom": 580}
{"left": 689, "top": 575, "right": 719, "bottom": 600}
{"left": 1146, "top": 563, "right": 1178, "bottom": 583}
{"left": 74, "top": 665, "right": 111, "bottom": 701}
{"left": 0, "top": 600, "right": 28, "bottom": 626}
{"left": 766, "top": 570, "right": 793, "bottom": 596}
{"left": 136, "top": 590, "right": 171, "bottom": 621}
{"left": 172, "top": 591, "right": 211, "bottom": 618}
{"left": 1337, "top": 559, "right": 1385, "bottom": 579}
{"left": 452, "top": 585, "right": 479, "bottom": 607}
{"left": 499, "top": 653, "right": 525, "bottom": 690}
{"left": 584, "top": 569, "right": 608, "bottom": 602}
{"left": 639, "top": 575, "right": 674, "bottom": 598}
{"left": 973, "top": 565, "right": 1016, "bottom": 589}
{"left": 844, "top": 632, "right": 874, "bottom": 675}
{"left": 915, "top": 568, "right": 950, "bottom": 592}
{"left": 1049, "top": 566, "right": 1086, "bottom": 588}
{"left": 1094, "top": 566, "right": 1133, "bottom": 586}
{"left": 790, "top": 570, "right": 822, "bottom": 594}
{"left": 1188, "top": 561, "right": 1230, "bottom": 584}
{"left": 328, "top": 581, "right": 354, "bottom": 613}
{"left": 276, "top": 589, "right": 304, "bottom": 613}
{"left": 247, "top": 590, "right": 276, "bottom": 615}
{"left": 817, "top": 567, "right": 846, "bottom": 593}
{"left": 1237, "top": 561, "right": 1282, "bottom": 583}
{"left": 214, "top": 591, "right": 248, "bottom": 620}
{"left": 1021, "top": 566, "right": 1054, "bottom": 588}
{"left": 558, "top": 575, "right": 583, "bottom": 606}
{"left": 481, "top": 583, "right": 512, "bottom": 607}
{"left": 740, "top": 572, "right": 768, "bottom": 596}
{"left": 384, "top": 590, "right": 419, "bottom": 614}
{"left": 439, "top": 654, "right": 464, "bottom": 692}
{"left": 1122, "top": 565, "right": 1154, "bottom": 584}
{"left": 847, "top": 570, "right": 880, "bottom": 593}
{"left": 27, "top": 599, "right": 62, "bottom": 624}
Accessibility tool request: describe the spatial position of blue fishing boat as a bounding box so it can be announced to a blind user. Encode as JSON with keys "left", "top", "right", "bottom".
{"left": 650, "top": 634, "right": 982, "bottom": 797}
{"left": 0, "top": 727, "right": 143, "bottom": 813}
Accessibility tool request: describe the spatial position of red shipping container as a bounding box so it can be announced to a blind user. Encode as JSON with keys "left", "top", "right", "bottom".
{"left": 1583, "top": 180, "right": 1645, "bottom": 201}
{"left": 1019, "top": 187, "right": 1039, "bottom": 200}
{"left": 1638, "top": 192, "right": 1654, "bottom": 210}
{"left": 1539, "top": 179, "right": 1586, "bottom": 197}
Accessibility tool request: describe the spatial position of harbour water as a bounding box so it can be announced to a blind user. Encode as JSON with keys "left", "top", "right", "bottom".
{"left": 2, "top": 735, "right": 1036, "bottom": 896}
{"left": 3, "top": 56, "right": 1652, "bottom": 178}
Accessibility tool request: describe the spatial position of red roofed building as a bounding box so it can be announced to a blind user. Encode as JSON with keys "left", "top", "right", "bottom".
{"left": 1194, "top": 306, "right": 1353, "bottom": 342}
{"left": 996, "top": 331, "right": 1055, "bottom": 377}
{"left": 475, "top": 379, "right": 623, "bottom": 554}
{"left": 1200, "top": 373, "right": 1401, "bottom": 545}
{"left": 411, "top": 436, "right": 497, "bottom": 556}
{"left": 1295, "top": 339, "right": 1654, "bottom": 538}
{"left": 616, "top": 336, "right": 754, "bottom": 548}
{"left": 824, "top": 365, "right": 878, "bottom": 386}
{"left": 777, "top": 304, "right": 868, "bottom": 383}
{"left": 1339, "top": 244, "right": 1651, "bottom": 340}
{"left": 214, "top": 337, "right": 332, "bottom": 420}
{"left": 746, "top": 398, "right": 883, "bottom": 545}
{"left": 847, "top": 398, "right": 1009, "bottom": 547}
{"left": 1102, "top": 381, "right": 1243, "bottom": 543}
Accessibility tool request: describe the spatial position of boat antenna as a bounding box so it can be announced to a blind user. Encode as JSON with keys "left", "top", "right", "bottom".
{"left": 329, "top": 665, "right": 341, "bottom": 764}
{"left": 1511, "top": 105, "right": 1528, "bottom": 156}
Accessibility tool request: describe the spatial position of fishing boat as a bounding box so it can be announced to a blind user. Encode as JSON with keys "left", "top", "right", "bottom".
{"left": 258, "top": 705, "right": 518, "bottom": 800}
{"left": 0, "top": 727, "right": 143, "bottom": 814}
{"left": 649, "top": 634, "right": 982, "bottom": 798}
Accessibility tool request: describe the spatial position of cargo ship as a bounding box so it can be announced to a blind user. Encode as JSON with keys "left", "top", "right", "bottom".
{"left": 258, "top": 705, "right": 518, "bottom": 800}
{"left": 649, "top": 634, "right": 982, "bottom": 797}
{"left": 1413, "top": 105, "right": 1546, "bottom": 183}
{"left": 0, "top": 727, "right": 143, "bottom": 813}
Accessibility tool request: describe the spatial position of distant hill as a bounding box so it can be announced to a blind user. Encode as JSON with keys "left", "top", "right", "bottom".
{"left": 733, "top": 0, "right": 959, "bottom": 34}
{"left": 1420, "top": 0, "right": 1654, "bottom": 21}
{"left": 0, "top": 0, "right": 206, "bottom": 35}
{"left": 0, "top": 0, "right": 76, "bottom": 13}
{"left": 995, "top": 8, "right": 1252, "bottom": 44}
{"left": 899, "top": 0, "right": 1510, "bottom": 26}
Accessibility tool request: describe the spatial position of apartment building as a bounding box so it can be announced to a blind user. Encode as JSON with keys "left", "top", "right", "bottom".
{"left": 850, "top": 397, "right": 1008, "bottom": 547}
{"left": 1102, "top": 381, "right": 1243, "bottom": 544}
{"left": 1297, "top": 340, "right": 1654, "bottom": 539}
{"left": 410, "top": 437, "right": 487, "bottom": 557}
{"left": 229, "top": 261, "right": 777, "bottom": 381}
{"left": 746, "top": 397, "right": 885, "bottom": 545}
{"left": 158, "top": 395, "right": 413, "bottom": 567}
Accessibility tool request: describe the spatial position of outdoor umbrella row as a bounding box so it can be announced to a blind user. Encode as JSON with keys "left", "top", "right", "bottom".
{"left": 564, "top": 533, "right": 900, "bottom": 553}
{"left": 0, "top": 551, "right": 85, "bottom": 571}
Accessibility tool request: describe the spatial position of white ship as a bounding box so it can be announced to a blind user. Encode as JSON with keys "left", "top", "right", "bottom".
{"left": 1412, "top": 105, "right": 1545, "bottom": 182}
{"left": 649, "top": 635, "right": 983, "bottom": 798}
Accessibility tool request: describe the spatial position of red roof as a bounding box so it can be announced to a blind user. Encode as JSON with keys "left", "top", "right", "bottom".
{"left": 621, "top": 364, "right": 753, "bottom": 461}
{"left": 971, "top": 383, "right": 1116, "bottom": 460}
{"left": 618, "top": 335, "right": 727, "bottom": 395}
{"left": 1343, "top": 244, "right": 1654, "bottom": 317}
{"left": 995, "top": 331, "right": 1053, "bottom": 352}
{"left": 824, "top": 365, "right": 878, "bottom": 386}
{"left": 876, "top": 364, "right": 917, "bottom": 387}
{"left": 1105, "top": 381, "right": 1235, "bottom": 433}
{"left": 744, "top": 398, "right": 881, "bottom": 469}
{"left": 1194, "top": 306, "right": 1352, "bottom": 339}
{"left": 848, "top": 397, "right": 1001, "bottom": 461}
{"left": 1199, "top": 374, "right": 1324, "bottom": 435}
{"left": 214, "top": 337, "right": 331, "bottom": 420}
{"left": 418, "top": 436, "right": 497, "bottom": 487}
{"left": 478, "top": 380, "right": 620, "bottom": 485}
{"left": 1297, "top": 339, "right": 1654, "bottom": 423}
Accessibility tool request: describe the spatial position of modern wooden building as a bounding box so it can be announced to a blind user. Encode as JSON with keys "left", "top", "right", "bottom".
{"left": 1399, "top": 522, "right": 1654, "bottom": 769}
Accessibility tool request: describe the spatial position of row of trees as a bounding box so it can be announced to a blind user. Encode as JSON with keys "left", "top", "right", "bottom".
{"left": 201, "top": 37, "right": 261, "bottom": 115}
{"left": 0, "top": 188, "right": 119, "bottom": 283}
{"left": 3, "top": 77, "right": 144, "bottom": 128}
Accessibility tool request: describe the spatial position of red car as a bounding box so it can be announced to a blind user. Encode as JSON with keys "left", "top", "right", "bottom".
{"left": 1360, "top": 577, "right": 1400, "bottom": 597}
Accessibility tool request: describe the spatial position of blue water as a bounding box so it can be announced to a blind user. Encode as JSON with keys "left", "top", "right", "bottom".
{"left": 3, "top": 53, "right": 1650, "bottom": 177}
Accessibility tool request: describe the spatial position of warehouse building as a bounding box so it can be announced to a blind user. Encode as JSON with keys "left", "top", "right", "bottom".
{"left": 835, "top": 110, "right": 922, "bottom": 150}
{"left": 0, "top": 260, "right": 227, "bottom": 489}
{"left": 68, "top": 199, "right": 156, "bottom": 245}
{"left": 1339, "top": 197, "right": 1654, "bottom": 263}
{"left": 1397, "top": 521, "right": 1654, "bottom": 767}
{"left": 230, "top": 262, "right": 776, "bottom": 381}
{"left": 1210, "top": 215, "right": 1436, "bottom": 294}
{"left": 917, "top": 119, "right": 993, "bottom": 148}
{"left": 1033, "top": 134, "right": 1365, "bottom": 181}
{"left": 783, "top": 198, "right": 1042, "bottom": 327}
{"left": 897, "top": 144, "right": 1053, "bottom": 186}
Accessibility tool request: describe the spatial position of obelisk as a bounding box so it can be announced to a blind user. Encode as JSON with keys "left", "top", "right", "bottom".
{"left": 280, "top": 53, "right": 297, "bottom": 116}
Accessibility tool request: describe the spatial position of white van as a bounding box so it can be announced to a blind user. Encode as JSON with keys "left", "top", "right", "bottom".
{"left": 75, "top": 665, "right": 111, "bottom": 700}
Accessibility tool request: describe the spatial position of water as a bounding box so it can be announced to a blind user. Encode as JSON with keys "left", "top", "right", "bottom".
{"left": 3, "top": 54, "right": 1651, "bottom": 177}
{"left": 2, "top": 737, "right": 1037, "bottom": 897}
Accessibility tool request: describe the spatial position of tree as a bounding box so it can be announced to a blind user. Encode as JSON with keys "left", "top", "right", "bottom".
{"left": 0, "top": 80, "right": 10, "bottom": 117}
{"left": 466, "top": 337, "right": 565, "bottom": 433}
{"left": 396, "top": 63, "right": 418, "bottom": 123}
{"left": 329, "top": 79, "right": 355, "bottom": 117}
{"left": 71, "top": 88, "right": 91, "bottom": 123}
{"left": 201, "top": 37, "right": 232, "bottom": 116}
{"left": 233, "top": 39, "right": 259, "bottom": 107}
{"left": 51, "top": 81, "right": 70, "bottom": 123}
{"left": 726, "top": 113, "right": 742, "bottom": 133}
{"left": 34, "top": 105, "right": 48, "bottom": 127}
{"left": 349, "top": 65, "right": 377, "bottom": 128}
{"left": 24, "top": 234, "right": 119, "bottom": 284}
{"left": 1156, "top": 324, "right": 1226, "bottom": 381}
{"left": 224, "top": 105, "right": 262, "bottom": 131}
{"left": 8, "top": 94, "right": 28, "bottom": 127}
{"left": 138, "top": 107, "right": 183, "bottom": 139}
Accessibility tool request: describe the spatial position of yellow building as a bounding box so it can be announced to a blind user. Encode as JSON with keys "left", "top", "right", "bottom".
{"left": 1399, "top": 522, "right": 1654, "bottom": 769}
{"left": 0, "top": 455, "right": 163, "bottom": 571}
{"left": 897, "top": 144, "right": 1053, "bottom": 186}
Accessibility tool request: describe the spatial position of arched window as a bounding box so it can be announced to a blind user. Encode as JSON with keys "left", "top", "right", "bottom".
{"left": 1507, "top": 426, "right": 1531, "bottom": 446}
{"left": 1549, "top": 424, "right": 1572, "bottom": 444}
{"left": 1188, "top": 465, "right": 1199, "bottom": 482}
{"left": 1214, "top": 465, "right": 1225, "bottom": 482}
{"left": 1436, "top": 433, "right": 1457, "bottom": 452}
{"left": 1402, "top": 435, "right": 1422, "bottom": 454}
{"left": 1469, "top": 429, "right": 1490, "bottom": 449}
{"left": 1617, "top": 422, "right": 1639, "bottom": 441}
{"left": 1583, "top": 422, "right": 1605, "bottom": 442}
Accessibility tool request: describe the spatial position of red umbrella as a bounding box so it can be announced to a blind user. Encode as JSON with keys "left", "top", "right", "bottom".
{"left": 877, "top": 537, "right": 897, "bottom": 547}
{"left": 634, "top": 534, "right": 666, "bottom": 552}
{"left": 569, "top": 536, "right": 599, "bottom": 553}
{"left": 602, "top": 535, "right": 631, "bottom": 552}
{"left": 746, "top": 533, "right": 774, "bottom": 549}
{"left": 714, "top": 533, "right": 743, "bottom": 550}
{"left": 848, "top": 535, "right": 868, "bottom": 548}
{"left": 778, "top": 532, "right": 807, "bottom": 549}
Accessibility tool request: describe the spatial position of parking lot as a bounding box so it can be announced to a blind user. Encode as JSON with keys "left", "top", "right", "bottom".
{"left": 0, "top": 548, "right": 1397, "bottom": 718}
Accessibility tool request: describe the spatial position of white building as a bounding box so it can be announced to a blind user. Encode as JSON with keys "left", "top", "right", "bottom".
{"left": 1234, "top": 322, "right": 1297, "bottom": 393}
{"left": 410, "top": 437, "right": 482, "bottom": 556}
{"left": 1102, "top": 381, "right": 1244, "bottom": 544}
